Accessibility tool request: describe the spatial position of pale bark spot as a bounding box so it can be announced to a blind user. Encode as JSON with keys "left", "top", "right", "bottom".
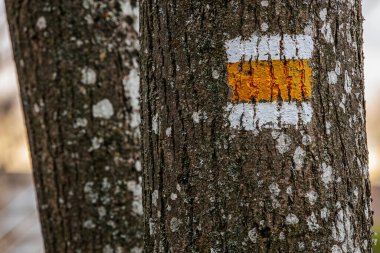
{"left": 103, "top": 245, "right": 113, "bottom": 253}
{"left": 135, "top": 160, "right": 142, "bottom": 172}
{"left": 261, "top": 0, "right": 269, "bottom": 7}
{"left": 192, "top": 111, "right": 208, "bottom": 124}
{"left": 307, "top": 212, "right": 320, "bottom": 231}
{"left": 149, "top": 218, "right": 156, "bottom": 235}
{"left": 269, "top": 182, "right": 280, "bottom": 196}
{"left": 130, "top": 247, "right": 143, "bottom": 253}
{"left": 305, "top": 191, "right": 318, "bottom": 205}
{"left": 286, "top": 214, "right": 299, "bottom": 225}
{"left": 274, "top": 132, "right": 291, "bottom": 154}
{"left": 152, "top": 190, "right": 159, "bottom": 207}
{"left": 98, "top": 206, "right": 106, "bottom": 217}
{"left": 328, "top": 71, "right": 338, "bottom": 85}
{"left": 302, "top": 134, "right": 312, "bottom": 146}
{"left": 261, "top": 23, "right": 269, "bottom": 32}
{"left": 83, "top": 219, "right": 96, "bottom": 229}
{"left": 248, "top": 228, "right": 257, "bottom": 243}
{"left": 152, "top": 114, "right": 159, "bottom": 134}
{"left": 127, "top": 181, "right": 143, "bottom": 216}
{"left": 293, "top": 146, "right": 306, "bottom": 170}
{"left": 321, "top": 207, "right": 329, "bottom": 221}
{"left": 166, "top": 127, "right": 172, "bottom": 137}
{"left": 36, "top": 16, "right": 47, "bottom": 30}
{"left": 344, "top": 71, "right": 352, "bottom": 94}
{"left": 90, "top": 137, "right": 103, "bottom": 150}
{"left": 331, "top": 245, "right": 342, "bottom": 253}
{"left": 81, "top": 67, "right": 97, "bottom": 84}
{"left": 212, "top": 69, "right": 220, "bottom": 79}
{"left": 170, "top": 193, "right": 177, "bottom": 200}
{"left": 286, "top": 186, "right": 293, "bottom": 195}
{"left": 170, "top": 217, "right": 182, "bottom": 232}
{"left": 74, "top": 118, "right": 88, "bottom": 128}
{"left": 325, "top": 121, "right": 332, "bottom": 135}
{"left": 321, "top": 163, "right": 333, "bottom": 187}
{"left": 93, "top": 99, "right": 114, "bottom": 119}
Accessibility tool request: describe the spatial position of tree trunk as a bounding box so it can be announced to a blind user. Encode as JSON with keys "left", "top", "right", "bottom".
{"left": 141, "top": 0, "right": 373, "bottom": 252}
{"left": 6, "top": 1, "right": 142, "bottom": 252}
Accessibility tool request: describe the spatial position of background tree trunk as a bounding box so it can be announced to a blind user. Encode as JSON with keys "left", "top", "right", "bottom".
{"left": 141, "top": 0, "right": 373, "bottom": 252}
{"left": 6, "top": 1, "right": 142, "bottom": 252}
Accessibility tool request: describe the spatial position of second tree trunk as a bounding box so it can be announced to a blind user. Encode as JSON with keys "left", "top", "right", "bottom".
{"left": 141, "top": 0, "right": 373, "bottom": 252}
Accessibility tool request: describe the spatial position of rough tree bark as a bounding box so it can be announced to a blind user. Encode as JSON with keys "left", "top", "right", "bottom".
{"left": 6, "top": 1, "right": 142, "bottom": 252}
{"left": 141, "top": 0, "right": 373, "bottom": 252}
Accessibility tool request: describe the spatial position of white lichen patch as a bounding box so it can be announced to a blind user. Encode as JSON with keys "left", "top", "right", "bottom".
{"left": 74, "top": 118, "right": 88, "bottom": 128}
{"left": 135, "top": 160, "right": 142, "bottom": 172}
{"left": 344, "top": 70, "right": 352, "bottom": 94}
{"left": 170, "top": 217, "right": 182, "bottom": 232}
{"left": 305, "top": 191, "right": 318, "bottom": 205}
{"left": 298, "top": 242, "right": 305, "bottom": 251}
{"left": 307, "top": 212, "right": 320, "bottom": 232}
{"left": 293, "top": 147, "right": 306, "bottom": 170}
{"left": 149, "top": 218, "right": 156, "bottom": 235}
{"left": 192, "top": 110, "right": 208, "bottom": 124}
{"left": 170, "top": 193, "right": 177, "bottom": 201}
{"left": 152, "top": 114, "right": 159, "bottom": 134}
{"left": 319, "top": 9, "right": 334, "bottom": 44}
{"left": 286, "top": 214, "right": 299, "bottom": 225}
{"left": 269, "top": 182, "right": 280, "bottom": 196}
{"left": 261, "top": 0, "right": 269, "bottom": 7}
{"left": 261, "top": 23, "right": 269, "bottom": 32}
{"left": 123, "top": 69, "right": 140, "bottom": 128}
{"left": 331, "top": 245, "right": 343, "bottom": 253}
{"left": 81, "top": 67, "right": 97, "bottom": 85}
{"left": 83, "top": 219, "right": 96, "bottom": 229}
{"left": 212, "top": 69, "right": 220, "bottom": 79}
{"left": 321, "top": 207, "right": 329, "bottom": 221}
{"left": 165, "top": 127, "right": 172, "bottom": 137}
{"left": 325, "top": 121, "right": 332, "bottom": 135}
{"left": 36, "top": 16, "right": 47, "bottom": 30}
{"left": 90, "top": 137, "right": 103, "bottom": 150}
{"left": 127, "top": 180, "right": 143, "bottom": 216}
{"left": 273, "top": 132, "right": 292, "bottom": 154}
{"left": 319, "top": 8, "right": 327, "bottom": 22}
{"left": 331, "top": 206, "right": 357, "bottom": 252}
{"left": 152, "top": 190, "right": 159, "bottom": 207}
{"left": 93, "top": 99, "right": 114, "bottom": 119}
{"left": 321, "top": 163, "right": 333, "bottom": 187}
{"left": 103, "top": 245, "right": 113, "bottom": 253}
{"left": 97, "top": 206, "right": 107, "bottom": 218}
{"left": 84, "top": 14, "right": 94, "bottom": 25}
{"left": 328, "top": 71, "right": 338, "bottom": 85}
{"left": 302, "top": 134, "right": 312, "bottom": 146}
{"left": 84, "top": 181, "right": 98, "bottom": 203}
{"left": 286, "top": 186, "right": 293, "bottom": 195}
{"left": 120, "top": 1, "right": 139, "bottom": 32}
{"left": 248, "top": 228, "right": 257, "bottom": 243}
{"left": 130, "top": 247, "right": 143, "bottom": 253}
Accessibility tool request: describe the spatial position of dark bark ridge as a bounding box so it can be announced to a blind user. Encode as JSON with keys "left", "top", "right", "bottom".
{"left": 141, "top": 0, "right": 373, "bottom": 252}
{"left": 6, "top": 1, "right": 142, "bottom": 252}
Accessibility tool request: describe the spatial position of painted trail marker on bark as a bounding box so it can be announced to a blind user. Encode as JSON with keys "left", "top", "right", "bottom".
{"left": 225, "top": 34, "right": 314, "bottom": 132}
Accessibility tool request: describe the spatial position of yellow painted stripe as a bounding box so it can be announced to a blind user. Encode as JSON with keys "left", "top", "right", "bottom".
{"left": 227, "top": 60, "right": 312, "bottom": 103}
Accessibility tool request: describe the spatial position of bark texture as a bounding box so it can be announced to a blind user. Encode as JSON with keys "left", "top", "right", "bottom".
{"left": 141, "top": 0, "right": 373, "bottom": 252}
{"left": 6, "top": 1, "right": 142, "bottom": 252}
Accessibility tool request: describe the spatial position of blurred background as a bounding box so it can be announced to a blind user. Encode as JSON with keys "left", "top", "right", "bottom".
{"left": 0, "top": 1, "right": 379, "bottom": 252}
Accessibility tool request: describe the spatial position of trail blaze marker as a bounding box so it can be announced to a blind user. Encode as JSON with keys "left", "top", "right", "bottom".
{"left": 225, "top": 34, "right": 314, "bottom": 131}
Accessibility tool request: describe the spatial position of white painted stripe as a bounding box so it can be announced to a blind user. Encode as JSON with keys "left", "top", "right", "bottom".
{"left": 226, "top": 34, "right": 314, "bottom": 62}
{"left": 225, "top": 102, "right": 313, "bottom": 131}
